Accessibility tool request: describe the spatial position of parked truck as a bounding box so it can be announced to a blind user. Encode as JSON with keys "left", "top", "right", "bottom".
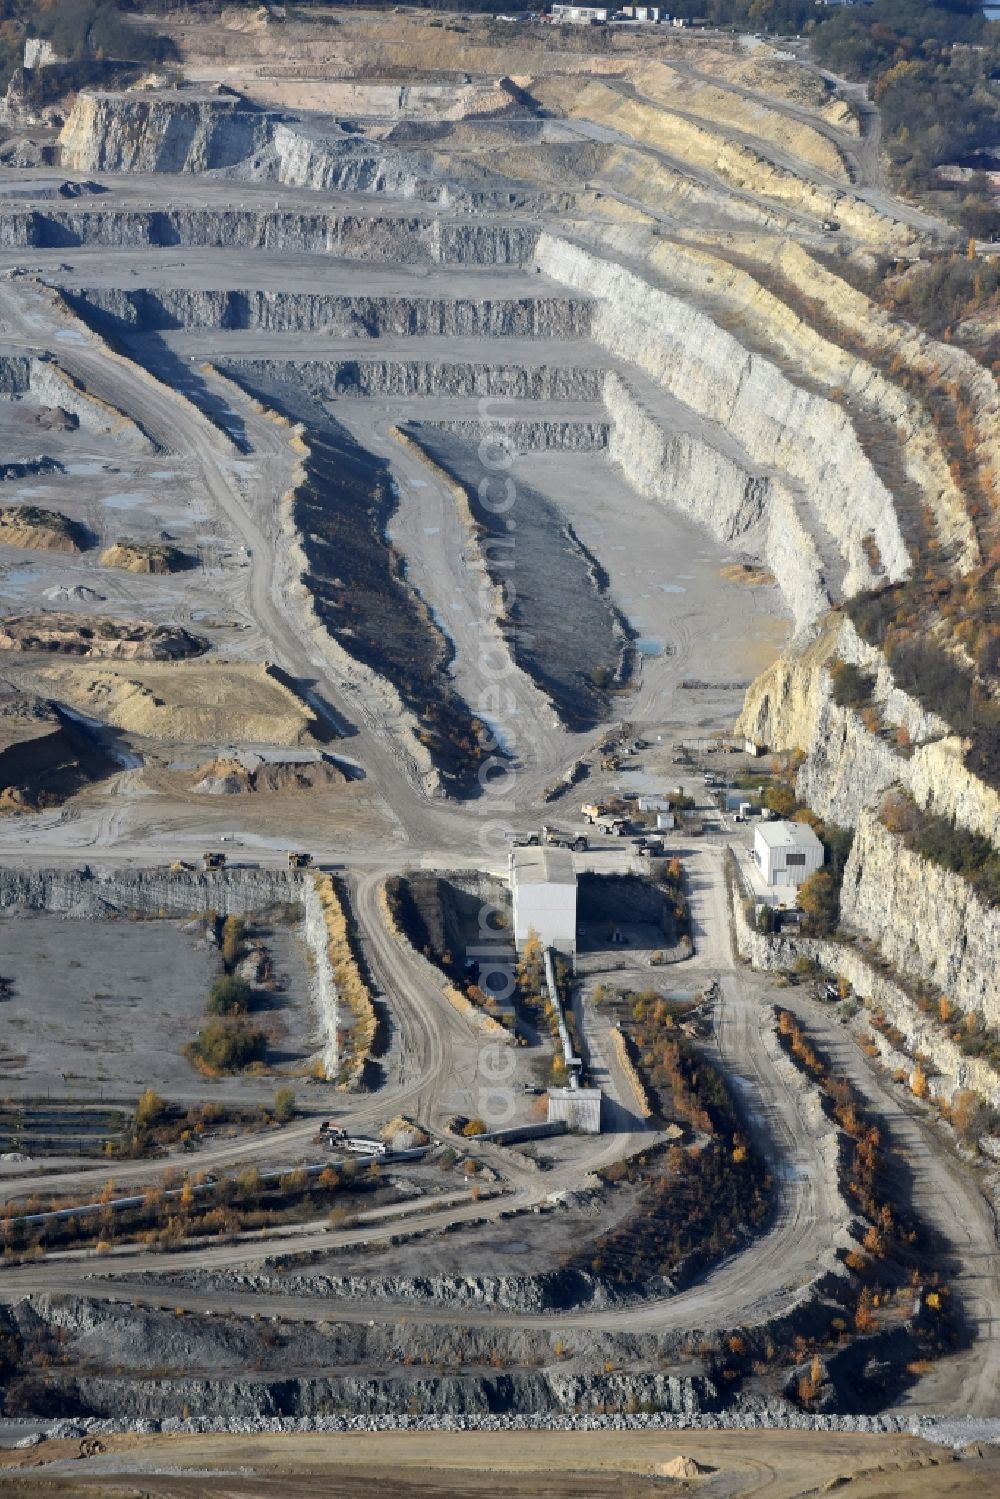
{"left": 542, "top": 824, "right": 588, "bottom": 851}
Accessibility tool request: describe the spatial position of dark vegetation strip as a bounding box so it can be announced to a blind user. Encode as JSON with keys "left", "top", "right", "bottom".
{"left": 400, "top": 424, "right": 626, "bottom": 732}
{"left": 568, "top": 990, "right": 771, "bottom": 1291}
{"left": 220, "top": 366, "right": 493, "bottom": 794}
{"left": 773, "top": 1009, "right": 963, "bottom": 1377}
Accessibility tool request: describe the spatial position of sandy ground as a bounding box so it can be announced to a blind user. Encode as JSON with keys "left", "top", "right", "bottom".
{"left": 0, "top": 1428, "right": 997, "bottom": 1498}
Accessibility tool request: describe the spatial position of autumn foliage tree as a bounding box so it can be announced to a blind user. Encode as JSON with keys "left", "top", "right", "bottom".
{"left": 797, "top": 869, "right": 839, "bottom": 936}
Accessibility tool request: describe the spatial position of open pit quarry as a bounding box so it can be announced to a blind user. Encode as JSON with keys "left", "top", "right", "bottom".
{"left": 0, "top": 5, "right": 997, "bottom": 1468}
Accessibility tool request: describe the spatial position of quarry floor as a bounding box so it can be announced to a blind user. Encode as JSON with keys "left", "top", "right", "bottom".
{"left": 1, "top": 1426, "right": 998, "bottom": 1499}
{"left": 0, "top": 910, "right": 315, "bottom": 1105}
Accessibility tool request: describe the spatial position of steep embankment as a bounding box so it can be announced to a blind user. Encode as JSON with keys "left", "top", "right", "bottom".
{"left": 56, "top": 91, "right": 542, "bottom": 209}
{"left": 531, "top": 78, "right": 906, "bottom": 250}
{"left": 0, "top": 205, "right": 539, "bottom": 266}
{"left": 737, "top": 615, "right": 1000, "bottom": 1106}
{"left": 535, "top": 233, "right": 909, "bottom": 632}
{"left": 64, "top": 286, "right": 592, "bottom": 339}
{"left": 840, "top": 810, "right": 1000, "bottom": 1025}
{"left": 58, "top": 90, "right": 275, "bottom": 175}
{"left": 578, "top": 226, "right": 978, "bottom": 575}
{"left": 0, "top": 350, "right": 153, "bottom": 452}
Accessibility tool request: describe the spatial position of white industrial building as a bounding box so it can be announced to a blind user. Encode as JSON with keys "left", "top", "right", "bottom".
{"left": 753, "top": 821, "right": 824, "bottom": 889}
{"left": 510, "top": 845, "right": 577, "bottom": 952}
{"left": 550, "top": 4, "right": 609, "bottom": 21}
{"left": 547, "top": 1086, "right": 602, "bottom": 1134}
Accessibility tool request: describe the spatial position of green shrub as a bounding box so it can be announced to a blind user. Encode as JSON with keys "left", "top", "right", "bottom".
{"left": 272, "top": 1087, "right": 296, "bottom": 1124}
{"left": 221, "top": 915, "right": 246, "bottom": 971}
{"left": 188, "top": 1019, "right": 265, "bottom": 1073}
{"left": 134, "top": 1088, "right": 167, "bottom": 1131}
{"left": 207, "top": 974, "right": 252, "bottom": 1016}
{"left": 830, "top": 659, "right": 877, "bottom": 712}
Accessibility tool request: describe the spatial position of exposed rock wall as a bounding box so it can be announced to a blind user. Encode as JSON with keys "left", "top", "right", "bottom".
{"left": 56, "top": 92, "right": 539, "bottom": 211}
{"left": 630, "top": 60, "right": 851, "bottom": 179}
{"left": 737, "top": 612, "right": 1000, "bottom": 1020}
{"left": 59, "top": 91, "right": 275, "bottom": 175}
{"left": 775, "top": 243, "right": 1000, "bottom": 519}
{"left": 581, "top": 225, "right": 978, "bottom": 572}
{"left": 0, "top": 865, "right": 301, "bottom": 918}
{"left": 532, "top": 78, "right": 911, "bottom": 250}
{"left": 731, "top": 875, "right": 1000, "bottom": 1109}
{"left": 738, "top": 617, "right": 1000, "bottom": 845}
{"left": 0, "top": 208, "right": 538, "bottom": 266}
{"left": 68, "top": 286, "right": 593, "bottom": 340}
{"left": 16, "top": 1292, "right": 719, "bottom": 1420}
{"left": 839, "top": 810, "right": 1000, "bottom": 1026}
{"left": 228, "top": 356, "right": 603, "bottom": 402}
{"left": 535, "top": 234, "right": 909, "bottom": 602}
{"left": 59, "top": 1368, "right": 718, "bottom": 1421}
{"left": 424, "top": 417, "right": 608, "bottom": 453}
{"left": 604, "top": 372, "right": 825, "bottom": 634}
{"left": 0, "top": 352, "right": 149, "bottom": 450}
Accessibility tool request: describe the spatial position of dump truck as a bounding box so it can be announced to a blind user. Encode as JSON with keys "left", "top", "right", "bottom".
{"left": 542, "top": 825, "right": 588, "bottom": 851}
{"left": 636, "top": 837, "right": 664, "bottom": 858}
{"left": 581, "top": 801, "right": 605, "bottom": 823}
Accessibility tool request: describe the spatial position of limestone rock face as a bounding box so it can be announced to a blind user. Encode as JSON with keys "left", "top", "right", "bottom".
{"left": 230, "top": 356, "right": 601, "bottom": 402}
{"left": 56, "top": 91, "right": 529, "bottom": 211}
{"left": 67, "top": 286, "right": 593, "bottom": 340}
{"left": 58, "top": 92, "right": 273, "bottom": 175}
{"left": 736, "top": 623, "right": 837, "bottom": 758}
{"left": 840, "top": 810, "right": 1000, "bottom": 1025}
{"left": 738, "top": 611, "right": 1000, "bottom": 1027}
{"left": 604, "top": 371, "right": 822, "bottom": 629}
{"left": 535, "top": 233, "right": 911, "bottom": 604}
{"left": 0, "top": 207, "right": 539, "bottom": 267}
